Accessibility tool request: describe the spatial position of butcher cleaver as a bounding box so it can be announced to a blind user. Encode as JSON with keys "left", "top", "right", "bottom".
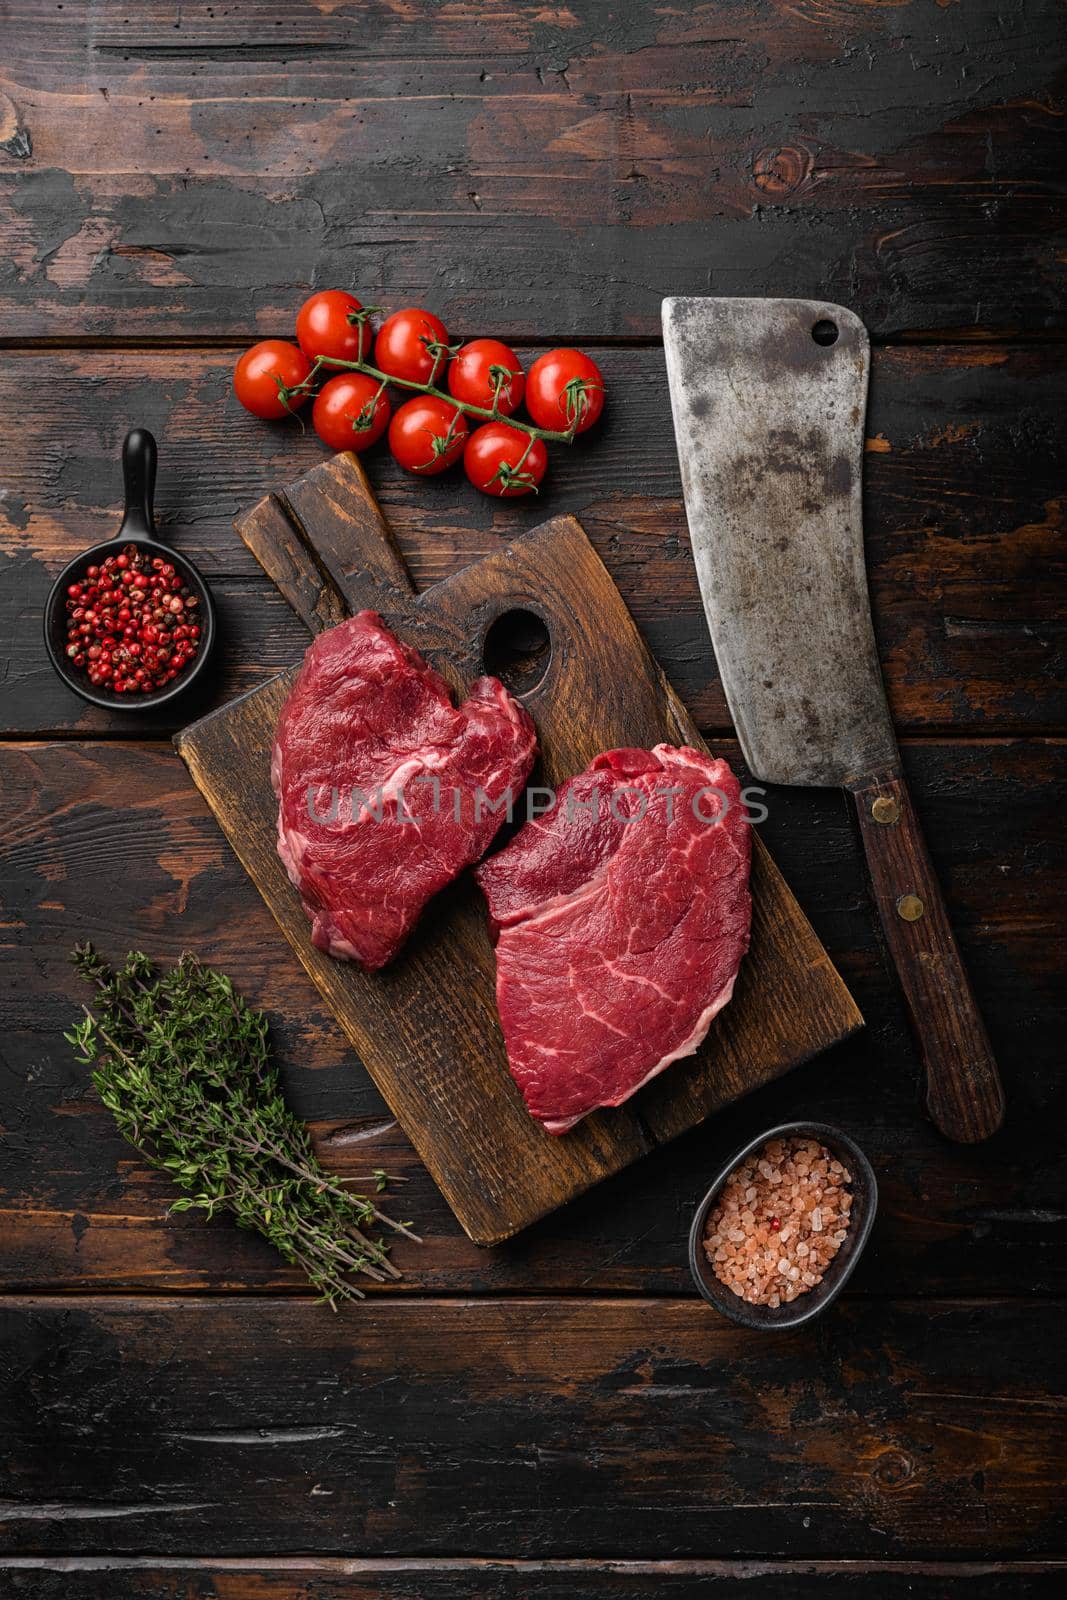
{"left": 662, "top": 296, "right": 1004, "bottom": 1143}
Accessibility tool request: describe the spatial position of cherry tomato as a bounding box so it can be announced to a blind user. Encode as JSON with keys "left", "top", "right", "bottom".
{"left": 388, "top": 395, "right": 469, "bottom": 476}
{"left": 374, "top": 307, "right": 451, "bottom": 386}
{"left": 525, "top": 348, "right": 605, "bottom": 435}
{"left": 448, "top": 338, "right": 525, "bottom": 416}
{"left": 296, "top": 289, "right": 371, "bottom": 364}
{"left": 463, "top": 422, "right": 548, "bottom": 497}
{"left": 233, "top": 340, "right": 312, "bottom": 419}
{"left": 313, "top": 373, "right": 391, "bottom": 454}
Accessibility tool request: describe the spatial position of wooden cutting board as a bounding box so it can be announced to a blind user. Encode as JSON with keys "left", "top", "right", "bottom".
{"left": 176, "top": 453, "right": 862, "bottom": 1245}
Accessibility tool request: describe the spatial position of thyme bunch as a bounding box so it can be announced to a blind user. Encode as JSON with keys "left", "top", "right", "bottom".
{"left": 66, "top": 944, "right": 419, "bottom": 1307}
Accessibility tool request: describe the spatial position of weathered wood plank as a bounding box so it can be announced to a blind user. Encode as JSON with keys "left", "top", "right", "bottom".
{"left": 4, "top": 1558, "right": 1066, "bottom": 1599}
{"left": 1, "top": 738, "right": 1062, "bottom": 1295}
{"left": 1, "top": 1296, "right": 1064, "bottom": 1557}
{"left": 1, "top": 0, "right": 1063, "bottom": 336}
{"left": 1, "top": 345, "right": 1063, "bottom": 737}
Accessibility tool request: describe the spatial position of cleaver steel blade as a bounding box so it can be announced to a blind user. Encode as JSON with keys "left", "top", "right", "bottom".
{"left": 662, "top": 296, "right": 896, "bottom": 788}
{"left": 663, "top": 296, "right": 1004, "bottom": 1144}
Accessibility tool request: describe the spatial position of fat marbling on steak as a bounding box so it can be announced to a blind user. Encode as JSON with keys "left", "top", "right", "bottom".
{"left": 476, "top": 744, "right": 751, "bottom": 1133}
{"left": 273, "top": 610, "right": 537, "bottom": 969}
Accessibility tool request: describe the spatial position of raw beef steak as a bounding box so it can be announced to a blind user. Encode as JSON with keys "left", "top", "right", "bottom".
{"left": 273, "top": 611, "right": 537, "bottom": 969}
{"left": 476, "top": 744, "right": 751, "bottom": 1133}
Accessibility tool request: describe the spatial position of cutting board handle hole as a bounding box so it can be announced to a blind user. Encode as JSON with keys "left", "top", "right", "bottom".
{"left": 811, "top": 318, "right": 839, "bottom": 347}
{"left": 483, "top": 608, "right": 552, "bottom": 696}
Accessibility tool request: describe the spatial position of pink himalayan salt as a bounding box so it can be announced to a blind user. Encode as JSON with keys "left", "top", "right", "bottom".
{"left": 704, "top": 1136, "right": 853, "bottom": 1307}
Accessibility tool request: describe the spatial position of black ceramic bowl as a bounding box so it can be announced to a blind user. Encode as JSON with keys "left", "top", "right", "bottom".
{"left": 43, "top": 428, "right": 216, "bottom": 712}
{"left": 688, "top": 1120, "right": 877, "bottom": 1330}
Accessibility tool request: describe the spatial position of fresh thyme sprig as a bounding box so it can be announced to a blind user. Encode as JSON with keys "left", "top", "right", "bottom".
{"left": 66, "top": 944, "right": 420, "bottom": 1308}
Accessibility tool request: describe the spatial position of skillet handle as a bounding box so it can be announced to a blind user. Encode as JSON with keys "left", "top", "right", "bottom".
{"left": 849, "top": 767, "right": 1005, "bottom": 1143}
{"left": 119, "top": 428, "right": 157, "bottom": 540}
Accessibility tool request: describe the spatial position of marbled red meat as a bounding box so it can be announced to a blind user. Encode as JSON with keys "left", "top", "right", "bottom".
{"left": 476, "top": 744, "right": 751, "bottom": 1133}
{"left": 273, "top": 611, "right": 537, "bottom": 969}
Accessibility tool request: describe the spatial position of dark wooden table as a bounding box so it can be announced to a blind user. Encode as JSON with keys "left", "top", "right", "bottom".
{"left": 2, "top": 3, "right": 1065, "bottom": 1596}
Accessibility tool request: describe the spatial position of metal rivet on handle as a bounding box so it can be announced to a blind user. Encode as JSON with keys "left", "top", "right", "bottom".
{"left": 897, "top": 894, "right": 925, "bottom": 922}
{"left": 871, "top": 796, "right": 899, "bottom": 825}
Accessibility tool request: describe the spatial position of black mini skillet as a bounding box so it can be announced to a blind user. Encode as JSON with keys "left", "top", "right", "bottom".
{"left": 43, "top": 428, "right": 216, "bottom": 711}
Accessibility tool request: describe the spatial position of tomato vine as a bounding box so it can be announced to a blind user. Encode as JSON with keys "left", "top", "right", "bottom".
{"left": 288, "top": 351, "right": 582, "bottom": 447}
{"left": 234, "top": 296, "right": 606, "bottom": 498}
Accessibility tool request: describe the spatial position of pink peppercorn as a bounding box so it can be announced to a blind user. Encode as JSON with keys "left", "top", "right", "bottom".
{"left": 62, "top": 543, "right": 201, "bottom": 695}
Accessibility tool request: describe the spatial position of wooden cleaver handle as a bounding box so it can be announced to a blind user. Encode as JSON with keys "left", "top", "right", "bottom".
{"left": 849, "top": 769, "right": 1006, "bottom": 1143}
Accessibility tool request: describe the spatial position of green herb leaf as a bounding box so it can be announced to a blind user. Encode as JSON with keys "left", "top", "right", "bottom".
{"left": 70, "top": 944, "right": 419, "bottom": 1306}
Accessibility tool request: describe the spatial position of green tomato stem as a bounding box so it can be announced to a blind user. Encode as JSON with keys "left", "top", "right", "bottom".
{"left": 302, "top": 353, "right": 579, "bottom": 445}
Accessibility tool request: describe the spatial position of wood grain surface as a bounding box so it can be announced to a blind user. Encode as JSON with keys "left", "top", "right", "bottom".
{"left": 2, "top": 1296, "right": 1065, "bottom": 1558}
{"left": 1, "top": 0, "right": 1063, "bottom": 338}
{"left": 6, "top": 1560, "right": 1067, "bottom": 1600}
{"left": 176, "top": 455, "right": 859, "bottom": 1242}
{"left": 2, "top": 736, "right": 1061, "bottom": 1297}
{"left": 1, "top": 345, "right": 1063, "bottom": 740}
{"left": 1, "top": 0, "right": 1064, "bottom": 1585}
